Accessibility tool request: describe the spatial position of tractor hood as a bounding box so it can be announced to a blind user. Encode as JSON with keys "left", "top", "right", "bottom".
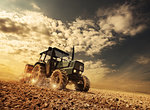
{"left": 70, "top": 61, "right": 84, "bottom": 72}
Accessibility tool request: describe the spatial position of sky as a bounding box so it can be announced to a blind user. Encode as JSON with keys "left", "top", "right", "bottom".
{"left": 0, "top": 0, "right": 150, "bottom": 93}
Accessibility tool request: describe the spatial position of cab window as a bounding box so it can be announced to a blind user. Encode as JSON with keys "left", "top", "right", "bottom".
{"left": 45, "top": 55, "right": 51, "bottom": 63}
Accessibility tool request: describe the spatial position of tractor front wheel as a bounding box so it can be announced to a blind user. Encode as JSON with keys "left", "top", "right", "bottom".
{"left": 51, "top": 69, "right": 68, "bottom": 90}
{"left": 75, "top": 75, "right": 90, "bottom": 92}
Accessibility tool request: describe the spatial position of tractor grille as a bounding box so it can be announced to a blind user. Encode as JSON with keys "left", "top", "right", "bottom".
{"left": 74, "top": 61, "right": 84, "bottom": 72}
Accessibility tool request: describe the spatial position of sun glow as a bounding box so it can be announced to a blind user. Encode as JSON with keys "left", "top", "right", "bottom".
{"left": 31, "top": 78, "right": 37, "bottom": 84}
{"left": 52, "top": 84, "right": 57, "bottom": 89}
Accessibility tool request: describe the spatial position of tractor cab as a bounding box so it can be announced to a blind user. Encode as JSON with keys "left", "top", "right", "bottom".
{"left": 39, "top": 47, "right": 70, "bottom": 76}
{"left": 39, "top": 47, "right": 69, "bottom": 62}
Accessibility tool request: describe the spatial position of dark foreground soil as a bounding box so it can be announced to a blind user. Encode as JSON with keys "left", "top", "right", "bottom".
{"left": 0, "top": 80, "right": 150, "bottom": 110}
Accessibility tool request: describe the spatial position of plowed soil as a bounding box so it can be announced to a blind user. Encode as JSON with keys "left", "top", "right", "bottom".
{"left": 0, "top": 80, "right": 150, "bottom": 110}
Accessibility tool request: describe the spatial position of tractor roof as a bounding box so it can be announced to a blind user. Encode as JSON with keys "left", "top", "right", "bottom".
{"left": 40, "top": 47, "right": 69, "bottom": 57}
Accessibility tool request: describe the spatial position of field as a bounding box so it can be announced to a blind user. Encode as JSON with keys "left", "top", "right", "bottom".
{"left": 0, "top": 80, "right": 150, "bottom": 110}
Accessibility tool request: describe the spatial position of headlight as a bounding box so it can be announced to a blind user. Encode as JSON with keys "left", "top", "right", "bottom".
{"left": 79, "top": 71, "right": 82, "bottom": 74}
{"left": 73, "top": 69, "right": 77, "bottom": 73}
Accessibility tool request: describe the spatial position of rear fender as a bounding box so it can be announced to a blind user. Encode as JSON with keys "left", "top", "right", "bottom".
{"left": 34, "top": 62, "right": 45, "bottom": 67}
{"left": 24, "top": 62, "right": 45, "bottom": 75}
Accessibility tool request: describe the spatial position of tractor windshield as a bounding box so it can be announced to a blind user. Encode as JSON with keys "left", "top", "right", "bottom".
{"left": 39, "top": 47, "right": 70, "bottom": 62}
{"left": 45, "top": 47, "right": 69, "bottom": 58}
{"left": 54, "top": 48, "right": 69, "bottom": 58}
{"left": 53, "top": 48, "right": 70, "bottom": 61}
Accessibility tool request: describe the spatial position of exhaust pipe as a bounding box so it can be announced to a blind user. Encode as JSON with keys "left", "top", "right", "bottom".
{"left": 72, "top": 46, "right": 74, "bottom": 60}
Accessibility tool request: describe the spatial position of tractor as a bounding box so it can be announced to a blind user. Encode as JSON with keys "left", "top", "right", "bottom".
{"left": 21, "top": 47, "right": 90, "bottom": 92}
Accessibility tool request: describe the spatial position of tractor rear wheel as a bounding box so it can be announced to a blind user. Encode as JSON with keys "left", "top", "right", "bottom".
{"left": 51, "top": 69, "right": 68, "bottom": 90}
{"left": 29, "top": 64, "right": 46, "bottom": 85}
{"left": 75, "top": 75, "right": 90, "bottom": 92}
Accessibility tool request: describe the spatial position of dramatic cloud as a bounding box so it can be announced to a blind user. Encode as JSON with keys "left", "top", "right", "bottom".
{"left": 0, "top": 4, "right": 147, "bottom": 60}
{"left": 0, "top": 10, "right": 113, "bottom": 63}
{"left": 136, "top": 56, "right": 150, "bottom": 65}
{"left": 31, "top": 2, "right": 40, "bottom": 10}
{"left": 97, "top": 4, "right": 146, "bottom": 36}
{"left": 0, "top": 18, "right": 30, "bottom": 34}
{"left": 0, "top": 0, "right": 33, "bottom": 10}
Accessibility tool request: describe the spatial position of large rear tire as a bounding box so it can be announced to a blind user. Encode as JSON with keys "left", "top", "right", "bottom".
{"left": 51, "top": 69, "right": 68, "bottom": 90}
{"left": 29, "top": 64, "right": 46, "bottom": 85}
{"left": 75, "top": 75, "right": 90, "bottom": 92}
